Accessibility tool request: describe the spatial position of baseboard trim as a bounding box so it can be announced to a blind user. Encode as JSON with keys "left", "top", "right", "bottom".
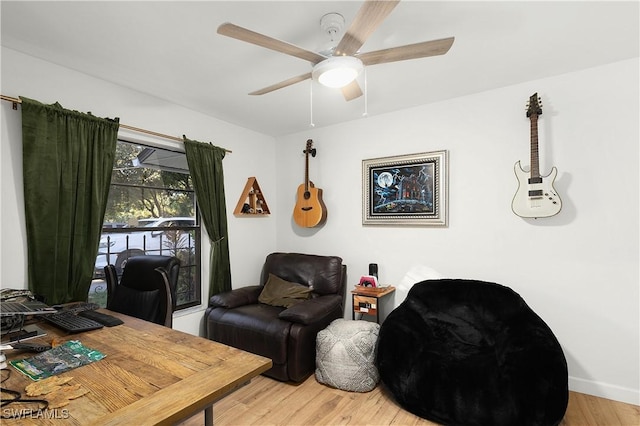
{"left": 569, "top": 376, "right": 639, "bottom": 406}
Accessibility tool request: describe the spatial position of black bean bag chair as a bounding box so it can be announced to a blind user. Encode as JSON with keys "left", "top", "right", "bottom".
{"left": 376, "top": 279, "right": 568, "bottom": 426}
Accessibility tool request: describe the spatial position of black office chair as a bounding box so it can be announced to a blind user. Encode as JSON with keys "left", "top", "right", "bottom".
{"left": 104, "top": 255, "right": 180, "bottom": 327}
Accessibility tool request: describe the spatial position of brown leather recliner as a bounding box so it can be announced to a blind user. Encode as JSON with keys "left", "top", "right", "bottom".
{"left": 205, "top": 252, "right": 346, "bottom": 382}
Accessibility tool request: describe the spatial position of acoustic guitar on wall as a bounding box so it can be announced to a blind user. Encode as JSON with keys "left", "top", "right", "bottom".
{"left": 293, "top": 139, "right": 327, "bottom": 228}
{"left": 511, "top": 93, "right": 562, "bottom": 218}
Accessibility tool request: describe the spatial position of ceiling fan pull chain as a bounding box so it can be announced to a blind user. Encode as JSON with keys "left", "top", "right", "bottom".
{"left": 363, "top": 67, "right": 369, "bottom": 118}
{"left": 309, "top": 81, "right": 315, "bottom": 128}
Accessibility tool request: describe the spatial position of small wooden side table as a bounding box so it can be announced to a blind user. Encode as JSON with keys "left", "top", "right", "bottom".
{"left": 351, "top": 285, "right": 396, "bottom": 324}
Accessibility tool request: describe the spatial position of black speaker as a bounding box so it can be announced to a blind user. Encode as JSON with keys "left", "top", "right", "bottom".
{"left": 368, "top": 263, "right": 378, "bottom": 279}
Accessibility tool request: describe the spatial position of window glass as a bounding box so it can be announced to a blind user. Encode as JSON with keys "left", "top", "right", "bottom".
{"left": 89, "top": 141, "right": 201, "bottom": 310}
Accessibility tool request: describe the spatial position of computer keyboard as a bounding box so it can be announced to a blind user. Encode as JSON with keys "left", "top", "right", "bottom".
{"left": 43, "top": 310, "right": 104, "bottom": 333}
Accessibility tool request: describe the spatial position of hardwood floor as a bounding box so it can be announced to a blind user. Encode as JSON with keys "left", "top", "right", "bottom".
{"left": 180, "top": 374, "right": 640, "bottom": 425}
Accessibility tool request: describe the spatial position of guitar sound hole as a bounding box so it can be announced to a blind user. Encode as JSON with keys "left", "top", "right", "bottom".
{"left": 304, "top": 191, "right": 311, "bottom": 200}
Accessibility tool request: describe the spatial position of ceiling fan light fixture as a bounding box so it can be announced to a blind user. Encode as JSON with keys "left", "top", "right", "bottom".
{"left": 312, "top": 56, "right": 363, "bottom": 88}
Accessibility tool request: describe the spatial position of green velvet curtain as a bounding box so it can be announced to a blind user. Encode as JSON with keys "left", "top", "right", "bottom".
{"left": 20, "top": 97, "right": 119, "bottom": 304}
{"left": 183, "top": 137, "right": 232, "bottom": 298}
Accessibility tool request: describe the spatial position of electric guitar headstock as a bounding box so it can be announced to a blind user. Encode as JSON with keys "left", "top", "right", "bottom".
{"left": 526, "top": 93, "right": 543, "bottom": 119}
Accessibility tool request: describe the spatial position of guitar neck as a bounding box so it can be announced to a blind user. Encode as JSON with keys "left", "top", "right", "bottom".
{"left": 304, "top": 150, "right": 310, "bottom": 192}
{"left": 530, "top": 115, "right": 540, "bottom": 179}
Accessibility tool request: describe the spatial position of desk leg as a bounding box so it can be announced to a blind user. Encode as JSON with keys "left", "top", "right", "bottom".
{"left": 352, "top": 294, "right": 355, "bottom": 320}
{"left": 204, "top": 406, "right": 213, "bottom": 426}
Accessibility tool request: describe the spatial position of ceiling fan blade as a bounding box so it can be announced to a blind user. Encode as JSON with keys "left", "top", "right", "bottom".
{"left": 335, "top": 0, "right": 400, "bottom": 56}
{"left": 218, "top": 23, "right": 327, "bottom": 64}
{"left": 341, "top": 80, "right": 363, "bottom": 101}
{"left": 249, "top": 72, "right": 312, "bottom": 96}
{"left": 358, "top": 37, "right": 455, "bottom": 66}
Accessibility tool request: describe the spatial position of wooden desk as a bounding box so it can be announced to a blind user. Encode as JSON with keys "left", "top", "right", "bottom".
{"left": 2, "top": 310, "right": 272, "bottom": 425}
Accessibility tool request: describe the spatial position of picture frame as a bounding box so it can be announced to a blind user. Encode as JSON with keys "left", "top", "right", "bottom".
{"left": 362, "top": 150, "right": 448, "bottom": 226}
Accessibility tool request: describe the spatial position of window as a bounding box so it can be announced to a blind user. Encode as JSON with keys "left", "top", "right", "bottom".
{"left": 89, "top": 140, "right": 201, "bottom": 310}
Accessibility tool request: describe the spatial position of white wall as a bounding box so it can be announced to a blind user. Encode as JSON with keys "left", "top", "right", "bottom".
{"left": 0, "top": 47, "right": 279, "bottom": 336}
{"left": 274, "top": 59, "right": 639, "bottom": 405}
{"left": 2, "top": 46, "right": 638, "bottom": 405}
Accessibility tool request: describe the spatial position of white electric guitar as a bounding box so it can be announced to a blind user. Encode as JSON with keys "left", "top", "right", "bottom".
{"left": 512, "top": 93, "right": 562, "bottom": 218}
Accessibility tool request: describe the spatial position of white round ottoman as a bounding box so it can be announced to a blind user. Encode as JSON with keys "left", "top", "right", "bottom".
{"left": 315, "top": 318, "right": 380, "bottom": 392}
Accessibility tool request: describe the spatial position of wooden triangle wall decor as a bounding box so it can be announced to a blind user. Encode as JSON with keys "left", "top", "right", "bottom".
{"left": 234, "top": 177, "right": 270, "bottom": 216}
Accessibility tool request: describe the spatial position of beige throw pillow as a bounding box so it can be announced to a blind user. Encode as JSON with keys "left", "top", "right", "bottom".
{"left": 259, "top": 273, "right": 312, "bottom": 308}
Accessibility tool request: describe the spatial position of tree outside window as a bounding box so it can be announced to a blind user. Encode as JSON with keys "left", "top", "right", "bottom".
{"left": 89, "top": 141, "right": 201, "bottom": 310}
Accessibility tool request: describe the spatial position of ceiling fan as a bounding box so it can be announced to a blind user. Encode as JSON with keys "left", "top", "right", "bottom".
{"left": 217, "top": 0, "right": 454, "bottom": 101}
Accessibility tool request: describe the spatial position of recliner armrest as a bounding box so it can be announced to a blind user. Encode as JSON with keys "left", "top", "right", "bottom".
{"left": 209, "top": 285, "right": 262, "bottom": 309}
{"left": 279, "top": 294, "right": 343, "bottom": 325}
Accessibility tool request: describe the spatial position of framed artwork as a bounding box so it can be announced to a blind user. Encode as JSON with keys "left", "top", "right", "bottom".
{"left": 362, "top": 150, "right": 448, "bottom": 226}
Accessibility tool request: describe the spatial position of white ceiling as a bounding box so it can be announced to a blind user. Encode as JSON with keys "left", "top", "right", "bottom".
{"left": 1, "top": 1, "right": 638, "bottom": 137}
